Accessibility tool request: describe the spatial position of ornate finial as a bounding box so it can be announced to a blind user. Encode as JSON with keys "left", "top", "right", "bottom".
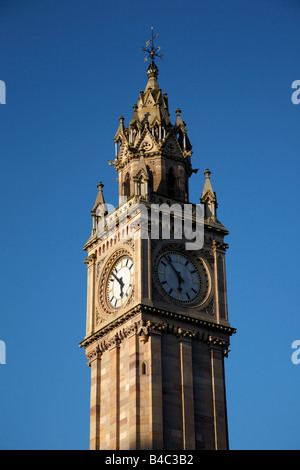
{"left": 141, "top": 26, "right": 163, "bottom": 77}
{"left": 204, "top": 169, "right": 211, "bottom": 178}
{"left": 97, "top": 181, "right": 104, "bottom": 190}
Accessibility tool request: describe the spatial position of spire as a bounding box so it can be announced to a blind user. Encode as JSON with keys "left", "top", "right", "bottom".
{"left": 114, "top": 115, "right": 126, "bottom": 142}
{"left": 92, "top": 181, "right": 107, "bottom": 215}
{"left": 108, "top": 29, "right": 195, "bottom": 203}
{"left": 90, "top": 181, "right": 107, "bottom": 236}
{"left": 202, "top": 169, "right": 214, "bottom": 197}
{"left": 201, "top": 169, "right": 218, "bottom": 221}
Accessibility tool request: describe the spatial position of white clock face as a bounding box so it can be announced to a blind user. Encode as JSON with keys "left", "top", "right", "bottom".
{"left": 156, "top": 251, "right": 201, "bottom": 303}
{"left": 107, "top": 256, "right": 134, "bottom": 310}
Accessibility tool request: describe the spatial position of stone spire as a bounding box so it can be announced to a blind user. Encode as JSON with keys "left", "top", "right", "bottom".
{"left": 92, "top": 181, "right": 107, "bottom": 216}
{"left": 201, "top": 169, "right": 218, "bottom": 221}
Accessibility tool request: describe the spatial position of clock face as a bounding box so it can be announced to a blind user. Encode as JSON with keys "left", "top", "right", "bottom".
{"left": 156, "top": 251, "right": 201, "bottom": 303}
{"left": 106, "top": 256, "right": 134, "bottom": 310}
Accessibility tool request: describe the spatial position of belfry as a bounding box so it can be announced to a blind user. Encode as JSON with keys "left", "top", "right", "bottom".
{"left": 80, "top": 28, "right": 235, "bottom": 450}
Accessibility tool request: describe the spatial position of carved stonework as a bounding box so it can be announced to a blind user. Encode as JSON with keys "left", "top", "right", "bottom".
{"left": 96, "top": 256, "right": 107, "bottom": 280}
{"left": 203, "top": 299, "right": 215, "bottom": 316}
{"left": 138, "top": 321, "right": 150, "bottom": 343}
{"left": 207, "top": 335, "right": 230, "bottom": 357}
{"left": 124, "top": 238, "right": 135, "bottom": 251}
{"left": 152, "top": 282, "right": 170, "bottom": 304}
{"left": 87, "top": 319, "right": 231, "bottom": 358}
{"left": 86, "top": 345, "right": 102, "bottom": 365}
{"left": 84, "top": 253, "right": 96, "bottom": 267}
{"left": 201, "top": 249, "right": 214, "bottom": 267}
{"left": 95, "top": 307, "right": 104, "bottom": 326}
{"left": 126, "top": 285, "right": 135, "bottom": 307}
{"left": 212, "top": 240, "right": 229, "bottom": 252}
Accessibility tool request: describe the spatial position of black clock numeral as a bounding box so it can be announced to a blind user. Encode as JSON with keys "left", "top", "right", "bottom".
{"left": 169, "top": 288, "right": 173, "bottom": 294}
{"left": 186, "top": 292, "right": 190, "bottom": 300}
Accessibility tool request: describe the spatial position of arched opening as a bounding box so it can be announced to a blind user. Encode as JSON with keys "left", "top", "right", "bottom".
{"left": 123, "top": 173, "right": 131, "bottom": 198}
{"left": 147, "top": 166, "right": 153, "bottom": 193}
{"left": 167, "top": 167, "right": 176, "bottom": 197}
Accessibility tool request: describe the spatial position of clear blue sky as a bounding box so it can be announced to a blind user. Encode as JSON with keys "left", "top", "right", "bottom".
{"left": 0, "top": 0, "right": 299, "bottom": 450}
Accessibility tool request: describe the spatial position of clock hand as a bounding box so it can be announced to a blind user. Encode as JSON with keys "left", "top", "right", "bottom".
{"left": 111, "top": 271, "right": 122, "bottom": 285}
{"left": 111, "top": 271, "right": 125, "bottom": 296}
{"left": 166, "top": 256, "right": 184, "bottom": 290}
{"left": 119, "top": 277, "right": 124, "bottom": 297}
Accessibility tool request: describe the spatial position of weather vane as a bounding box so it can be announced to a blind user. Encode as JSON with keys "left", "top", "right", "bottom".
{"left": 141, "top": 26, "right": 163, "bottom": 63}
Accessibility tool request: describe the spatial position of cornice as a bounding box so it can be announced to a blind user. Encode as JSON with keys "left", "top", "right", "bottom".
{"left": 79, "top": 303, "right": 236, "bottom": 350}
{"left": 113, "top": 149, "right": 192, "bottom": 173}
{"left": 84, "top": 317, "right": 233, "bottom": 365}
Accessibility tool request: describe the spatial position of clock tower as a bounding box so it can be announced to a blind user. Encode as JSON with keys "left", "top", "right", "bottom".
{"left": 80, "top": 30, "right": 235, "bottom": 450}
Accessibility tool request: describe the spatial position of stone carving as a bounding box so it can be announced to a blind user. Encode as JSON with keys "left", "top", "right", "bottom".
{"left": 204, "top": 299, "right": 215, "bottom": 316}
{"left": 95, "top": 307, "right": 104, "bottom": 326}
{"left": 207, "top": 335, "right": 229, "bottom": 357}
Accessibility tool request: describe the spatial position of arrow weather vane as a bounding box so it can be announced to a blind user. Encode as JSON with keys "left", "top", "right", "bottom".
{"left": 141, "top": 26, "right": 163, "bottom": 63}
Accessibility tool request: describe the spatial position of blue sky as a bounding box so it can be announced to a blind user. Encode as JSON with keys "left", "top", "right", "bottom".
{"left": 0, "top": 0, "right": 300, "bottom": 450}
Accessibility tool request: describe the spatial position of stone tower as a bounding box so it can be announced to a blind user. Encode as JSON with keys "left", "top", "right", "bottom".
{"left": 80, "top": 32, "right": 235, "bottom": 450}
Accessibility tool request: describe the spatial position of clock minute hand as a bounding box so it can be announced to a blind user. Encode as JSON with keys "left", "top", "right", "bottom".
{"left": 166, "top": 256, "right": 184, "bottom": 289}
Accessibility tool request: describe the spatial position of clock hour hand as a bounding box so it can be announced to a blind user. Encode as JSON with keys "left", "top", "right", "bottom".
{"left": 111, "top": 271, "right": 125, "bottom": 296}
